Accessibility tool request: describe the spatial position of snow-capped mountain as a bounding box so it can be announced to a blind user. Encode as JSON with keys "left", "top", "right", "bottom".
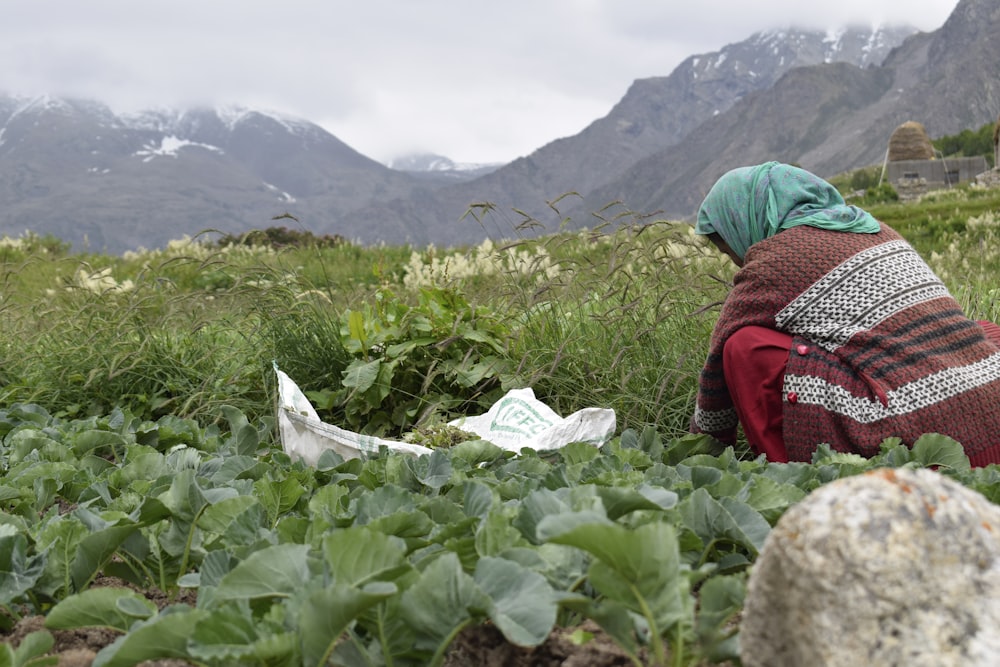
{"left": 386, "top": 153, "right": 503, "bottom": 182}
{"left": 503, "top": 24, "right": 920, "bottom": 200}
{"left": 0, "top": 96, "right": 425, "bottom": 253}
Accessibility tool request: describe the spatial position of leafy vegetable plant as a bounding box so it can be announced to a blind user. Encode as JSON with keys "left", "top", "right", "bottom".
{"left": 308, "top": 287, "right": 510, "bottom": 437}
{"left": 0, "top": 398, "right": 992, "bottom": 666}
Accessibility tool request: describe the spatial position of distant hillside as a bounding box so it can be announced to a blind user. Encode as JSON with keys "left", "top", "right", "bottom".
{"left": 0, "top": 99, "right": 425, "bottom": 253}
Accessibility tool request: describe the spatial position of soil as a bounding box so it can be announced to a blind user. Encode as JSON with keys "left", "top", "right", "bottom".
{"left": 3, "top": 616, "right": 648, "bottom": 667}
{"left": 5, "top": 615, "right": 652, "bottom": 667}
{"left": 2, "top": 579, "right": 676, "bottom": 666}
{"left": 2, "top": 577, "right": 198, "bottom": 667}
{"left": 3, "top": 614, "right": 191, "bottom": 667}
{"left": 442, "top": 619, "right": 652, "bottom": 666}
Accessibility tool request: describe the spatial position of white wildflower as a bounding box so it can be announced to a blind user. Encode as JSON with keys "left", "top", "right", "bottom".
{"left": 70, "top": 267, "right": 136, "bottom": 294}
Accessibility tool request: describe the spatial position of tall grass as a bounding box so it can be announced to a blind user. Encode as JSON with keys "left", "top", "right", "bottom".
{"left": 495, "top": 222, "right": 732, "bottom": 436}
{"left": 0, "top": 257, "right": 265, "bottom": 422}
{"left": 0, "top": 184, "right": 997, "bottom": 439}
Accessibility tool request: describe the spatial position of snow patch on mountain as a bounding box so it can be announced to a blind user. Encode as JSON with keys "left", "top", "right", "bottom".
{"left": 216, "top": 104, "right": 317, "bottom": 136}
{"left": 12, "top": 95, "right": 71, "bottom": 118}
{"left": 120, "top": 108, "right": 181, "bottom": 132}
{"left": 264, "top": 182, "right": 296, "bottom": 203}
{"left": 121, "top": 104, "right": 315, "bottom": 139}
{"left": 387, "top": 152, "right": 501, "bottom": 173}
{"left": 134, "top": 136, "right": 222, "bottom": 162}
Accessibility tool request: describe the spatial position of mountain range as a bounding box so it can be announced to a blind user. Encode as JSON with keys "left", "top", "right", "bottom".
{"left": 0, "top": 0, "right": 997, "bottom": 255}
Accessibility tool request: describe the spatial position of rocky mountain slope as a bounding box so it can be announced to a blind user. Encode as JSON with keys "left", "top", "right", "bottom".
{"left": 578, "top": 0, "right": 1000, "bottom": 222}
{"left": 339, "top": 23, "right": 929, "bottom": 243}
{"left": 516, "top": 24, "right": 916, "bottom": 197}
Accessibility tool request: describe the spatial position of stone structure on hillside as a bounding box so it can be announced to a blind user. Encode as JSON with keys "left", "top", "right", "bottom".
{"left": 887, "top": 121, "right": 935, "bottom": 161}
{"left": 883, "top": 120, "right": 989, "bottom": 199}
{"left": 740, "top": 467, "right": 1000, "bottom": 667}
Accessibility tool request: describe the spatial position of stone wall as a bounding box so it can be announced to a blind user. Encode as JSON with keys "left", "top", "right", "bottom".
{"left": 886, "top": 156, "right": 989, "bottom": 199}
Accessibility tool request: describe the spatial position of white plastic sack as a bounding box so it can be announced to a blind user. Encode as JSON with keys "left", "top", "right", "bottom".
{"left": 275, "top": 365, "right": 431, "bottom": 465}
{"left": 447, "top": 387, "right": 616, "bottom": 452}
{"left": 274, "top": 364, "right": 616, "bottom": 464}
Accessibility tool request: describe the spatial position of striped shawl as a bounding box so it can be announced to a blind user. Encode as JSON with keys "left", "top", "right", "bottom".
{"left": 692, "top": 223, "right": 1000, "bottom": 465}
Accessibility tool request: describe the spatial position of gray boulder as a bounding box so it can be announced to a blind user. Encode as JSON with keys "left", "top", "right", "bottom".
{"left": 741, "top": 467, "right": 1000, "bottom": 667}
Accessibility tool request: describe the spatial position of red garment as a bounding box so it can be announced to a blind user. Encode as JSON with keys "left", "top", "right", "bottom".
{"left": 723, "top": 321, "right": 1000, "bottom": 464}
{"left": 723, "top": 326, "right": 791, "bottom": 462}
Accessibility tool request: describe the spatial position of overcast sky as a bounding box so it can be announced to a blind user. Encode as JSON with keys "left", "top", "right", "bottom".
{"left": 1, "top": 0, "right": 960, "bottom": 165}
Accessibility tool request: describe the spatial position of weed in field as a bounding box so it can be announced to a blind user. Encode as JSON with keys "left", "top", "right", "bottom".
{"left": 1, "top": 257, "right": 266, "bottom": 423}
{"left": 402, "top": 238, "right": 560, "bottom": 290}
{"left": 121, "top": 234, "right": 278, "bottom": 263}
{"left": 60, "top": 266, "right": 136, "bottom": 295}
{"left": 499, "top": 222, "right": 732, "bottom": 438}
{"left": 0, "top": 230, "right": 71, "bottom": 256}
{"left": 927, "top": 210, "right": 1000, "bottom": 321}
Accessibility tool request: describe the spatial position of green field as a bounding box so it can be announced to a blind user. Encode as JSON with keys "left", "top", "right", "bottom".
{"left": 1, "top": 182, "right": 999, "bottom": 665}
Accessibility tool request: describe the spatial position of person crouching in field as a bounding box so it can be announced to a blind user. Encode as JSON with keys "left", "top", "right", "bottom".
{"left": 690, "top": 161, "right": 1000, "bottom": 466}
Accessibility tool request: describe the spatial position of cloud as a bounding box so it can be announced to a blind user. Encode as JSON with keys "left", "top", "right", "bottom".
{"left": 0, "top": 0, "right": 962, "bottom": 163}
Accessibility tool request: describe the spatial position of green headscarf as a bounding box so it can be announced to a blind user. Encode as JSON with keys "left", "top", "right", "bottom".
{"left": 695, "top": 161, "right": 880, "bottom": 260}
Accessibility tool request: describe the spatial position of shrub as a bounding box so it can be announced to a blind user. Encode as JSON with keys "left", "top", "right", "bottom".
{"left": 859, "top": 182, "right": 899, "bottom": 205}
{"left": 211, "top": 225, "right": 347, "bottom": 249}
